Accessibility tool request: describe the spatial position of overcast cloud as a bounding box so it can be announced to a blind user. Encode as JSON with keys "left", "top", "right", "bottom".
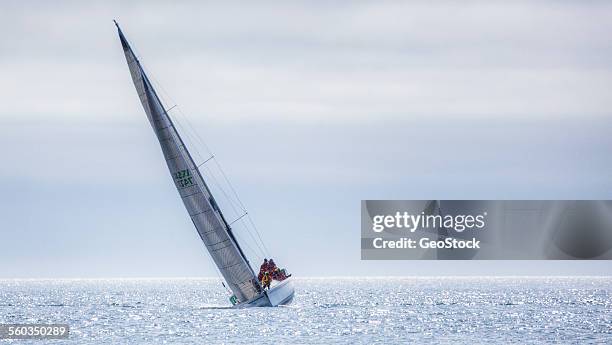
{"left": 1, "top": 1, "right": 612, "bottom": 277}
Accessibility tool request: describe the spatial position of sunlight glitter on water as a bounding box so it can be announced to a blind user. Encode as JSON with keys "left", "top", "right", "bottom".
{"left": 0, "top": 277, "right": 610, "bottom": 344}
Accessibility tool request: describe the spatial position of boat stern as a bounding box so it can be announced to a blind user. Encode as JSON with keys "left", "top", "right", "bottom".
{"left": 239, "top": 277, "right": 295, "bottom": 308}
{"left": 266, "top": 277, "right": 295, "bottom": 306}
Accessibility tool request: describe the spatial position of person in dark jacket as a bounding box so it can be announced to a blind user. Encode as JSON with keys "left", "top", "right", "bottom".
{"left": 258, "top": 258, "right": 269, "bottom": 282}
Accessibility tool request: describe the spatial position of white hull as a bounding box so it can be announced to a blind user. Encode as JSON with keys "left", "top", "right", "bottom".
{"left": 238, "top": 277, "right": 295, "bottom": 308}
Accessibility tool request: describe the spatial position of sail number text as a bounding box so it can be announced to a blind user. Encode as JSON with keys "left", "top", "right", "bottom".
{"left": 174, "top": 169, "right": 194, "bottom": 188}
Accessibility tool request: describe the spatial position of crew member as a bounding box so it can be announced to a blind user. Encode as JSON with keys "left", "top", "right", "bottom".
{"left": 268, "top": 259, "right": 277, "bottom": 272}
{"left": 260, "top": 258, "right": 269, "bottom": 272}
{"left": 258, "top": 259, "right": 269, "bottom": 281}
{"left": 261, "top": 272, "right": 271, "bottom": 290}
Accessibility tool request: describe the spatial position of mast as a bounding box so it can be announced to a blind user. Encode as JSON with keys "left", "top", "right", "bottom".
{"left": 115, "top": 21, "right": 261, "bottom": 302}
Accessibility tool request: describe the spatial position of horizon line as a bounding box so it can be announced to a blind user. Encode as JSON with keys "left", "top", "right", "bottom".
{"left": 1, "top": 275, "right": 611, "bottom": 281}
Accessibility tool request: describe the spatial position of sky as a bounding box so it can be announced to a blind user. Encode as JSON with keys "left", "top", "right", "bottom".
{"left": 1, "top": 1, "right": 612, "bottom": 278}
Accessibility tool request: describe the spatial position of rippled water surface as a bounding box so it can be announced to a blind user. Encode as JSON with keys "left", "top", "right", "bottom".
{"left": 0, "top": 277, "right": 610, "bottom": 344}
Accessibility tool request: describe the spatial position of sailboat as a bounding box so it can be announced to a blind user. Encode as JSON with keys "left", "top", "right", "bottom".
{"left": 114, "top": 21, "right": 295, "bottom": 307}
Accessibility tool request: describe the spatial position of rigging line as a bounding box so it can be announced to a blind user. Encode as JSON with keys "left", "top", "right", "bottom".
{"left": 196, "top": 156, "right": 267, "bottom": 258}
{"left": 176, "top": 116, "right": 268, "bottom": 254}
{"left": 145, "top": 72, "right": 250, "bottom": 223}
{"left": 212, "top": 159, "right": 271, "bottom": 256}
{"left": 172, "top": 114, "right": 229, "bottom": 210}
{"left": 193, "top": 151, "right": 269, "bottom": 257}
{"left": 229, "top": 212, "right": 249, "bottom": 226}
{"left": 235, "top": 217, "right": 267, "bottom": 260}
{"left": 197, "top": 155, "right": 215, "bottom": 168}
{"left": 211, "top": 167, "right": 270, "bottom": 258}
{"left": 198, "top": 163, "right": 266, "bottom": 261}
{"left": 140, "top": 59, "right": 269, "bottom": 258}
{"left": 144, "top": 70, "right": 215, "bottom": 160}
{"left": 212, "top": 192, "right": 266, "bottom": 259}
{"left": 200, "top": 163, "right": 247, "bottom": 224}
{"left": 136, "top": 62, "right": 212, "bottom": 162}
{"left": 137, "top": 63, "right": 205, "bottom": 162}
{"left": 172, "top": 105, "right": 214, "bottom": 159}
{"left": 176, "top": 124, "right": 265, "bottom": 262}
{"left": 128, "top": 48, "right": 182, "bottom": 126}
{"left": 172, "top": 112, "right": 255, "bottom": 220}
{"left": 186, "top": 145, "right": 262, "bottom": 246}
{"left": 171, "top": 109, "right": 252, "bottom": 218}
{"left": 237, "top": 218, "right": 268, "bottom": 260}
{"left": 168, "top": 112, "right": 214, "bottom": 182}
{"left": 231, "top": 230, "right": 263, "bottom": 262}
{"left": 245, "top": 215, "right": 270, "bottom": 256}
{"left": 158, "top": 91, "right": 266, "bottom": 261}
{"left": 171, "top": 112, "right": 207, "bottom": 169}
{"left": 203, "top": 163, "right": 245, "bottom": 223}
{"left": 200, "top": 164, "right": 267, "bottom": 258}
{"left": 163, "top": 103, "right": 269, "bottom": 261}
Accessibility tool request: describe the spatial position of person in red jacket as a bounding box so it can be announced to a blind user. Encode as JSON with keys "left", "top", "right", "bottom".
{"left": 268, "top": 259, "right": 277, "bottom": 271}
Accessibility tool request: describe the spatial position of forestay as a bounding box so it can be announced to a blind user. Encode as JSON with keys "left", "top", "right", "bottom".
{"left": 115, "top": 22, "right": 261, "bottom": 303}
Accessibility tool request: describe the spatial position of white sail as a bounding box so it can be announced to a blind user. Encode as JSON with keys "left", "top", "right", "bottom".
{"left": 115, "top": 22, "right": 261, "bottom": 303}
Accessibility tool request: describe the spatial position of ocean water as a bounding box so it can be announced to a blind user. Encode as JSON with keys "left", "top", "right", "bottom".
{"left": 0, "top": 277, "right": 610, "bottom": 344}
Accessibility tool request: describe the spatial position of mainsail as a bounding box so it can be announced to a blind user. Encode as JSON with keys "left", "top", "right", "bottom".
{"left": 115, "top": 21, "right": 261, "bottom": 303}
